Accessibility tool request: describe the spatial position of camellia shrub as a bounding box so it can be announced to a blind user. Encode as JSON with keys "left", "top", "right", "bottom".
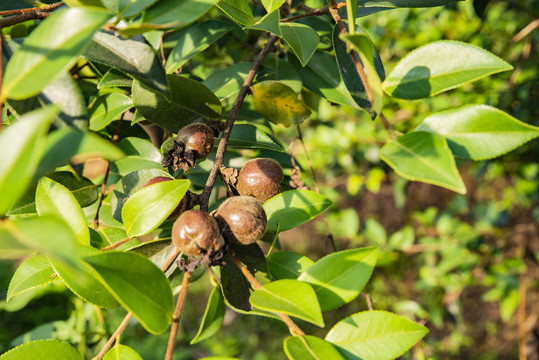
{"left": 0, "top": 0, "right": 537, "bottom": 359}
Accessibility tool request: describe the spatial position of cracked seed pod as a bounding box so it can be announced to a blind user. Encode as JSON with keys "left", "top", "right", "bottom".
{"left": 237, "top": 158, "right": 283, "bottom": 203}
{"left": 171, "top": 210, "right": 223, "bottom": 255}
{"left": 177, "top": 123, "right": 215, "bottom": 160}
{"left": 215, "top": 196, "right": 267, "bottom": 245}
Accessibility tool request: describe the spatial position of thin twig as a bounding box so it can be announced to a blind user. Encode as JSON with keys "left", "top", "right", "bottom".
{"left": 164, "top": 270, "right": 192, "bottom": 360}
{"left": 281, "top": 6, "right": 330, "bottom": 22}
{"left": 0, "top": 10, "right": 52, "bottom": 28}
{"left": 161, "top": 247, "right": 182, "bottom": 272}
{"left": 101, "top": 237, "right": 135, "bottom": 251}
{"left": 200, "top": 34, "right": 278, "bottom": 211}
{"left": 230, "top": 253, "right": 305, "bottom": 336}
{"left": 0, "top": 2, "right": 64, "bottom": 16}
{"left": 518, "top": 274, "right": 527, "bottom": 360}
{"left": 296, "top": 125, "right": 337, "bottom": 252}
{"left": 92, "top": 116, "right": 124, "bottom": 229}
{"left": 512, "top": 19, "right": 539, "bottom": 43}
{"left": 95, "top": 312, "right": 133, "bottom": 360}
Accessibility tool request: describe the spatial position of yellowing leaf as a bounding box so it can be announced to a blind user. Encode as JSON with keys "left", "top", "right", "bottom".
{"left": 251, "top": 81, "right": 311, "bottom": 127}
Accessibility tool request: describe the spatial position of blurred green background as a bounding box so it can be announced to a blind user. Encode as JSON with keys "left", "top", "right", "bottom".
{"left": 1, "top": 0, "right": 538, "bottom": 359}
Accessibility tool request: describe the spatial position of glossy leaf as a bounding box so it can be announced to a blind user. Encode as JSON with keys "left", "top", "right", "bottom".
{"left": 1, "top": 7, "right": 110, "bottom": 101}
{"left": 415, "top": 105, "right": 539, "bottom": 160}
{"left": 83, "top": 31, "right": 169, "bottom": 97}
{"left": 98, "top": 69, "right": 133, "bottom": 89}
{"left": 340, "top": 33, "right": 384, "bottom": 115}
{"left": 226, "top": 124, "right": 284, "bottom": 151}
{"left": 333, "top": 25, "right": 385, "bottom": 116}
{"left": 89, "top": 92, "right": 133, "bottom": 131}
{"left": 64, "top": 0, "right": 106, "bottom": 7}
{"left": 85, "top": 251, "right": 174, "bottom": 334}
{"left": 325, "top": 311, "right": 428, "bottom": 360}
{"left": 280, "top": 23, "right": 319, "bottom": 66}
{"left": 129, "top": 241, "right": 176, "bottom": 270}
{"left": 251, "top": 81, "right": 311, "bottom": 127}
{"left": 122, "top": 179, "right": 190, "bottom": 237}
{"left": 383, "top": 40, "right": 512, "bottom": 99}
{"left": 103, "top": 344, "right": 143, "bottom": 360}
{"left": 250, "top": 279, "right": 324, "bottom": 327}
{"left": 263, "top": 190, "right": 333, "bottom": 232}
{"left": 36, "top": 177, "right": 90, "bottom": 246}
{"left": 7, "top": 255, "right": 56, "bottom": 302}
{"left": 141, "top": 0, "right": 219, "bottom": 28}
{"left": 37, "top": 128, "right": 125, "bottom": 178}
{"left": 118, "top": 137, "right": 162, "bottom": 162}
{"left": 203, "top": 62, "right": 253, "bottom": 100}
{"left": 49, "top": 250, "right": 119, "bottom": 309}
{"left": 191, "top": 286, "right": 226, "bottom": 344}
{"left": 267, "top": 251, "right": 314, "bottom": 280}
{"left": 284, "top": 336, "right": 346, "bottom": 360}
{"left": 0, "top": 340, "right": 82, "bottom": 360}
{"left": 110, "top": 168, "right": 172, "bottom": 223}
{"left": 260, "top": 56, "right": 303, "bottom": 93}
{"left": 103, "top": 0, "right": 158, "bottom": 18}
{"left": 380, "top": 131, "right": 466, "bottom": 194}
{"left": 262, "top": 0, "right": 285, "bottom": 12}
{"left": 110, "top": 157, "right": 162, "bottom": 176}
{"left": 0, "top": 107, "right": 56, "bottom": 215}
{"left": 132, "top": 74, "right": 222, "bottom": 133}
{"left": 217, "top": 0, "right": 255, "bottom": 26}
{"left": 166, "top": 20, "right": 232, "bottom": 73}
{"left": 0, "top": 216, "right": 78, "bottom": 264}
{"left": 44, "top": 172, "right": 99, "bottom": 209}
{"left": 298, "top": 247, "right": 378, "bottom": 312}
{"left": 249, "top": 10, "right": 281, "bottom": 37}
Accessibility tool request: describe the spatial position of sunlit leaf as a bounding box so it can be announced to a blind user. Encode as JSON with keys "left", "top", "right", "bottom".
{"left": 191, "top": 286, "right": 226, "bottom": 344}
{"left": 267, "top": 251, "right": 314, "bottom": 280}
{"left": 284, "top": 336, "right": 346, "bottom": 360}
{"left": 7, "top": 255, "right": 56, "bottom": 302}
{"left": 280, "top": 23, "right": 318, "bottom": 66}
{"left": 0, "top": 340, "right": 82, "bottom": 360}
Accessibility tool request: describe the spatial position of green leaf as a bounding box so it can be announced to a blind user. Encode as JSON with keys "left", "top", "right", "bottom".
{"left": 217, "top": 0, "right": 255, "bottom": 26}
{"left": 166, "top": 20, "right": 232, "bottom": 73}
{"left": 102, "top": 0, "right": 158, "bottom": 18}
{"left": 141, "top": 0, "right": 219, "bottom": 28}
{"left": 64, "top": 0, "right": 106, "bottom": 7}
{"left": 260, "top": 56, "right": 303, "bottom": 93}
{"left": 383, "top": 40, "right": 513, "bottom": 99}
{"left": 7, "top": 72, "right": 88, "bottom": 130}
{"left": 267, "top": 251, "right": 314, "bottom": 280}
{"left": 110, "top": 157, "right": 162, "bottom": 177}
{"left": 290, "top": 52, "right": 358, "bottom": 108}
{"left": 0, "top": 107, "right": 56, "bottom": 215}
{"left": 380, "top": 131, "right": 466, "bottom": 194}
{"left": 6, "top": 255, "right": 56, "bottom": 302}
{"left": 346, "top": 0, "right": 358, "bottom": 33}
{"left": 0, "top": 216, "right": 78, "bottom": 264}
{"left": 340, "top": 33, "right": 384, "bottom": 115}
{"left": 49, "top": 250, "right": 119, "bottom": 309}
{"left": 89, "top": 92, "right": 133, "bottom": 131}
{"left": 203, "top": 62, "right": 253, "bottom": 100}
{"left": 37, "top": 128, "right": 125, "bottom": 178}
{"left": 98, "top": 69, "right": 134, "bottom": 89}
{"left": 84, "top": 251, "right": 174, "bottom": 334}
{"left": 190, "top": 286, "right": 226, "bottom": 344}
{"left": 280, "top": 23, "right": 319, "bottom": 66}
{"left": 1, "top": 7, "right": 110, "bottom": 101}
{"left": 248, "top": 10, "right": 281, "bottom": 37}
{"left": 132, "top": 74, "right": 222, "bottom": 133}
{"left": 325, "top": 311, "right": 428, "bottom": 360}
{"left": 118, "top": 137, "right": 162, "bottom": 161}
{"left": 415, "top": 105, "right": 539, "bottom": 160}
{"left": 122, "top": 179, "right": 190, "bottom": 237}
{"left": 227, "top": 124, "right": 284, "bottom": 151}
{"left": 333, "top": 25, "right": 385, "bottom": 117}
{"left": 298, "top": 247, "right": 378, "bottom": 312}
{"left": 284, "top": 336, "right": 346, "bottom": 360}
{"left": 0, "top": 340, "right": 82, "bottom": 360}
{"left": 250, "top": 279, "right": 324, "bottom": 327}
{"left": 251, "top": 81, "right": 311, "bottom": 127}
{"left": 104, "top": 345, "right": 143, "bottom": 360}
{"left": 110, "top": 168, "right": 172, "bottom": 223}
{"left": 83, "top": 31, "right": 169, "bottom": 97}
{"left": 36, "top": 177, "right": 90, "bottom": 246}
{"left": 262, "top": 0, "right": 285, "bottom": 12}
{"left": 263, "top": 190, "right": 333, "bottom": 232}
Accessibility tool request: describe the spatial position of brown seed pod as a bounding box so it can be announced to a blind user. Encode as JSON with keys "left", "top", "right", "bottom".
{"left": 171, "top": 210, "right": 223, "bottom": 255}
{"left": 215, "top": 196, "right": 267, "bottom": 245}
{"left": 177, "top": 123, "right": 215, "bottom": 160}
{"left": 141, "top": 176, "right": 188, "bottom": 218}
{"left": 237, "top": 158, "right": 283, "bottom": 203}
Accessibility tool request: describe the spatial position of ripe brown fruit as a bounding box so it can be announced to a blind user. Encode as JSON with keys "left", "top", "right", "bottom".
{"left": 177, "top": 123, "right": 215, "bottom": 160}
{"left": 142, "top": 176, "right": 187, "bottom": 218}
{"left": 215, "top": 196, "right": 267, "bottom": 245}
{"left": 171, "top": 210, "right": 223, "bottom": 255}
{"left": 237, "top": 158, "right": 283, "bottom": 203}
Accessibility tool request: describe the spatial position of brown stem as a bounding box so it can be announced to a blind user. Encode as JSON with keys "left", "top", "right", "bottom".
{"left": 512, "top": 19, "right": 539, "bottom": 43}
{"left": 296, "top": 125, "right": 337, "bottom": 252}
{"left": 92, "top": 117, "right": 124, "bottom": 229}
{"left": 281, "top": 7, "right": 330, "bottom": 22}
{"left": 200, "top": 34, "right": 278, "bottom": 211}
{"left": 95, "top": 312, "right": 133, "bottom": 360}
{"left": 230, "top": 253, "right": 305, "bottom": 336}
{"left": 161, "top": 247, "right": 182, "bottom": 272}
{"left": 0, "top": 9, "right": 55, "bottom": 28}
{"left": 379, "top": 112, "right": 395, "bottom": 133}
{"left": 518, "top": 274, "right": 527, "bottom": 360}
{"left": 164, "top": 270, "right": 192, "bottom": 360}
{"left": 101, "top": 237, "right": 135, "bottom": 251}
{"left": 0, "top": 2, "right": 64, "bottom": 16}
